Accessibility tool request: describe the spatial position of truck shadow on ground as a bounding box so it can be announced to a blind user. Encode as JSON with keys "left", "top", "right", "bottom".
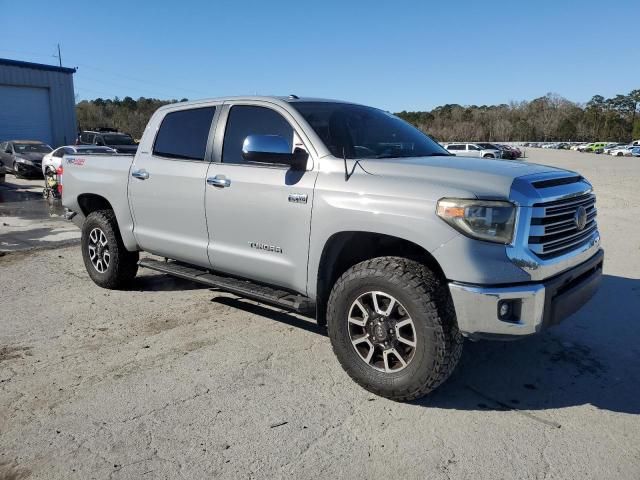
{"left": 132, "top": 273, "right": 208, "bottom": 292}
{"left": 210, "top": 296, "right": 327, "bottom": 336}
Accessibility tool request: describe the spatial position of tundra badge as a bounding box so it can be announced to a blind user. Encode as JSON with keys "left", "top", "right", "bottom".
{"left": 288, "top": 193, "right": 308, "bottom": 204}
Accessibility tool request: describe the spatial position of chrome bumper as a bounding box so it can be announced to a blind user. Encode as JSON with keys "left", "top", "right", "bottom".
{"left": 449, "top": 249, "right": 604, "bottom": 339}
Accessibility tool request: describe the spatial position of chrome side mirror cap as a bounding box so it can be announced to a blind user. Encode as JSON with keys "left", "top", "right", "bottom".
{"left": 242, "top": 135, "right": 308, "bottom": 170}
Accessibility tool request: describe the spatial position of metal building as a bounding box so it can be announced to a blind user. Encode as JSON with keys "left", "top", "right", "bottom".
{"left": 0, "top": 58, "right": 77, "bottom": 147}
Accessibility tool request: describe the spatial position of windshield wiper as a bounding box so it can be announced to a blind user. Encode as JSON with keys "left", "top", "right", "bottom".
{"left": 423, "top": 152, "right": 453, "bottom": 157}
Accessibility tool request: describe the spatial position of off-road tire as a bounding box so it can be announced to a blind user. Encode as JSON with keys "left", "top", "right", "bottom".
{"left": 327, "top": 257, "right": 463, "bottom": 401}
{"left": 81, "top": 210, "right": 139, "bottom": 289}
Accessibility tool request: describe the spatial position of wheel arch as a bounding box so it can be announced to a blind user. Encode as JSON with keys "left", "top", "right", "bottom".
{"left": 77, "top": 193, "right": 114, "bottom": 217}
{"left": 76, "top": 194, "right": 139, "bottom": 252}
{"left": 314, "top": 231, "right": 447, "bottom": 326}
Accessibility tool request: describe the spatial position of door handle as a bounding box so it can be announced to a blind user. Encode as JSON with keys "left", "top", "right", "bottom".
{"left": 131, "top": 169, "right": 149, "bottom": 180}
{"left": 207, "top": 175, "right": 231, "bottom": 188}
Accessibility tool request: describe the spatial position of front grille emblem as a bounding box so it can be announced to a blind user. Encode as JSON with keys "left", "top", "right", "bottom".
{"left": 574, "top": 205, "right": 587, "bottom": 231}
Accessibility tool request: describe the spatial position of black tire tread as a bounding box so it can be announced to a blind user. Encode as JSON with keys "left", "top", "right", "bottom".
{"left": 82, "top": 210, "right": 138, "bottom": 289}
{"left": 327, "top": 256, "right": 463, "bottom": 401}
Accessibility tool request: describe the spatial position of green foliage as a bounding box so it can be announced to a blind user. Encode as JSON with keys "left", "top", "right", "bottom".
{"left": 395, "top": 90, "right": 640, "bottom": 142}
{"left": 75, "top": 97, "right": 188, "bottom": 140}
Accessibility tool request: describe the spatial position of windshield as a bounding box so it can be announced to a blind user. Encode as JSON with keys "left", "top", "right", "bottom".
{"left": 102, "top": 135, "right": 135, "bottom": 145}
{"left": 291, "top": 102, "right": 449, "bottom": 159}
{"left": 13, "top": 143, "right": 52, "bottom": 153}
{"left": 477, "top": 143, "right": 497, "bottom": 149}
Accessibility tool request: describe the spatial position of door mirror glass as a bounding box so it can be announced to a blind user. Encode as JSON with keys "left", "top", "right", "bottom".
{"left": 242, "top": 135, "right": 308, "bottom": 170}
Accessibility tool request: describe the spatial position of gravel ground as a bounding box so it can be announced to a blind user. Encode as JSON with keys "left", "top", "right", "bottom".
{"left": 1, "top": 149, "right": 639, "bottom": 479}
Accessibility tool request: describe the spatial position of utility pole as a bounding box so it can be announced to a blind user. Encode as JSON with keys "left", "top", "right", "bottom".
{"left": 54, "top": 43, "right": 62, "bottom": 67}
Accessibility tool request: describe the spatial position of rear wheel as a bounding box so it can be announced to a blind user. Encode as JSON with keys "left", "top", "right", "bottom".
{"left": 327, "top": 257, "right": 463, "bottom": 401}
{"left": 81, "top": 210, "right": 139, "bottom": 289}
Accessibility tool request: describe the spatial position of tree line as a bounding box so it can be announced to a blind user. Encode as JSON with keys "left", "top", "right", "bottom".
{"left": 397, "top": 90, "right": 640, "bottom": 143}
{"left": 76, "top": 90, "right": 640, "bottom": 143}
{"left": 76, "top": 96, "right": 188, "bottom": 140}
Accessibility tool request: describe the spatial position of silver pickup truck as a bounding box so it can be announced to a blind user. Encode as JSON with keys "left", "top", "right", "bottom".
{"left": 61, "top": 96, "right": 603, "bottom": 401}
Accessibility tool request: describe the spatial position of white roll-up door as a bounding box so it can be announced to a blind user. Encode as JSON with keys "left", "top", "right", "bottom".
{"left": 0, "top": 85, "right": 53, "bottom": 145}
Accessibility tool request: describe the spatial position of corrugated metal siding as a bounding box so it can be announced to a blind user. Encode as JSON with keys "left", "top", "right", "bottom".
{"left": 0, "top": 63, "right": 77, "bottom": 147}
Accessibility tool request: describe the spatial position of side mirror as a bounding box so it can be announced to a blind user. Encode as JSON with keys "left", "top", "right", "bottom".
{"left": 242, "top": 135, "right": 308, "bottom": 170}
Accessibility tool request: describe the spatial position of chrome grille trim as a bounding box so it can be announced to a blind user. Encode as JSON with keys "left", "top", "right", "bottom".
{"left": 528, "top": 191, "right": 597, "bottom": 260}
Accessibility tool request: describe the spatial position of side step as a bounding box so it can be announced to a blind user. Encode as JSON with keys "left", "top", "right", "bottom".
{"left": 139, "top": 258, "right": 315, "bottom": 314}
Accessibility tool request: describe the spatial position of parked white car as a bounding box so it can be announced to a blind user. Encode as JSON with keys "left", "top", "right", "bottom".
{"left": 608, "top": 146, "right": 634, "bottom": 157}
{"left": 443, "top": 143, "right": 502, "bottom": 158}
{"left": 603, "top": 143, "right": 626, "bottom": 154}
{"left": 42, "top": 145, "right": 116, "bottom": 176}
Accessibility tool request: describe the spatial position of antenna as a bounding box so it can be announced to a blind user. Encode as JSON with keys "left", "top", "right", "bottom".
{"left": 342, "top": 147, "right": 347, "bottom": 181}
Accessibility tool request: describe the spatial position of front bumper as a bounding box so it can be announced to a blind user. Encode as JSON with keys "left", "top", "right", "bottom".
{"left": 449, "top": 249, "right": 603, "bottom": 339}
{"left": 14, "top": 162, "right": 44, "bottom": 178}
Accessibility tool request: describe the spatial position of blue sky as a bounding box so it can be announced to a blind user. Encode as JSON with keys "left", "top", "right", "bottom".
{"left": 1, "top": 0, "right": 638, "bottom": 112}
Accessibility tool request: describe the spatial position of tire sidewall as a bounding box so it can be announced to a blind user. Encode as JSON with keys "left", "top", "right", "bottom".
{"left": 81, "top": 213, "right": 121, "bottom": 287}
{"left": 329, "top": 270, "right": 445, "bottom": 393}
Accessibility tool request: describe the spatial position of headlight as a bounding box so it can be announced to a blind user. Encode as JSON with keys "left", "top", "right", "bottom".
{"left": 14, "top": 157, "right": 31, "bottom": 164}
{"left": 436, "top": 198, "right": 516, "bottom": 244}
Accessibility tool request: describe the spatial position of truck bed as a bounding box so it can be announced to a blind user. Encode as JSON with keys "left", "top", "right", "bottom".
{"left": 61, "top": 153, "right": 138, "bottom": 250}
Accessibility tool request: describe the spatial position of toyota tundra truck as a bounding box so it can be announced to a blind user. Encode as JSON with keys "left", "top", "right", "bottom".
{"left": 60, "top": 96, "right": 603, "bottom": 401}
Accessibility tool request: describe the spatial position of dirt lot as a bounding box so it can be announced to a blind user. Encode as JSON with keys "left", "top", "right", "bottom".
{"left": 1, "top": 149, "right": 639, "bottom": 479}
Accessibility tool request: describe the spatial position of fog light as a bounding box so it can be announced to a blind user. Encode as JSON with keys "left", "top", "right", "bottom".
{"left": 498, "top": 300, "right": 513, "bottom": 321}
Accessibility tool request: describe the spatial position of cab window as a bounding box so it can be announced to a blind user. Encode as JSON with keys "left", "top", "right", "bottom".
{"left": 153, "top": 107, "right": 216, "bottom": 161}
{"left": 222, "top": 105, "right": 293, "bottom": 164}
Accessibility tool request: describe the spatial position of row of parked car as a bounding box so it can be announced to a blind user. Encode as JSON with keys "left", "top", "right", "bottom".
{"left": 442, "top": 142, "right": 523, "bottom": 159}
{"left": 525, "top": 140, "right": 640, "bottom": 156}
{"left": 0, "top": 129, "right": 138, "bottom": 179}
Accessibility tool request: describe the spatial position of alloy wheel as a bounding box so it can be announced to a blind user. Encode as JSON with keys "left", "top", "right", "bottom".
{"left": 88, "top": 227, "right": 110, "bottom": 273}
{"left": 348, "top": 291, "right": 417, "bottom": 373}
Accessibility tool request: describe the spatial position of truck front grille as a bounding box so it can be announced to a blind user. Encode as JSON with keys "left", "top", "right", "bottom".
{"left": 528, "top": 192, "right": 597, "bottom": 259}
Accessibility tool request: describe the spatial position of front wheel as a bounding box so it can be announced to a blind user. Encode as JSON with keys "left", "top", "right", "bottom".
{"left": 81, "top": 210, "right": 139, "bottom": 289}
{"left": 483, "top": 154, "right": 495, "bottom": 158}
{"left": 327, "top": 257, "right": 463, "bottom": 401}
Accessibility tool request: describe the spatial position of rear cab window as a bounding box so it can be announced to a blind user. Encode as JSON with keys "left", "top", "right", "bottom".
{"left": 153, "top": 107, "right": 216, "bottom": 161}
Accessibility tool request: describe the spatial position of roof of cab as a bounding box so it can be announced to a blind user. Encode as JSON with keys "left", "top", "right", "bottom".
{"left": 155, "top": 95, "right": 356, "bottom": 112}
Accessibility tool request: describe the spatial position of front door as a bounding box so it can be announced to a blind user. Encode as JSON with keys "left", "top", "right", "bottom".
{"left": 205, "top": 103, "right": 317, "bottom": 293}
{"left": 128, "top": 105, "right": 219, "bottom": 267}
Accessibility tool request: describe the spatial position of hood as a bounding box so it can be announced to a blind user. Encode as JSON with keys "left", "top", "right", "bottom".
{"left": 16, "top": 152, "right": 46, "bottom": 162}
{"left": 359, "top": 155, "right": 563, "bottom": 199}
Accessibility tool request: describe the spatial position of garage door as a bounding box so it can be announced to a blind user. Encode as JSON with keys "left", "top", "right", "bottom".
{"left": 0, "top": 85, "right": 53, "bottom": 145}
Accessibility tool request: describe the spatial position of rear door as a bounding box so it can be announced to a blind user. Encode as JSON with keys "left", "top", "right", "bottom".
{"left": 465, "top": 144, "right": 482, "bottom": 157}
{"left": 204, "top": 102, "right": 317, "bottom": 293}
{"left": 128, "top": 104, "right": 220, "bottom": 267}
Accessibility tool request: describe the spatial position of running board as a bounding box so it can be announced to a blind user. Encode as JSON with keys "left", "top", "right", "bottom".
{"left": 138, "top": 258, "right": 314, "bottom": 314}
